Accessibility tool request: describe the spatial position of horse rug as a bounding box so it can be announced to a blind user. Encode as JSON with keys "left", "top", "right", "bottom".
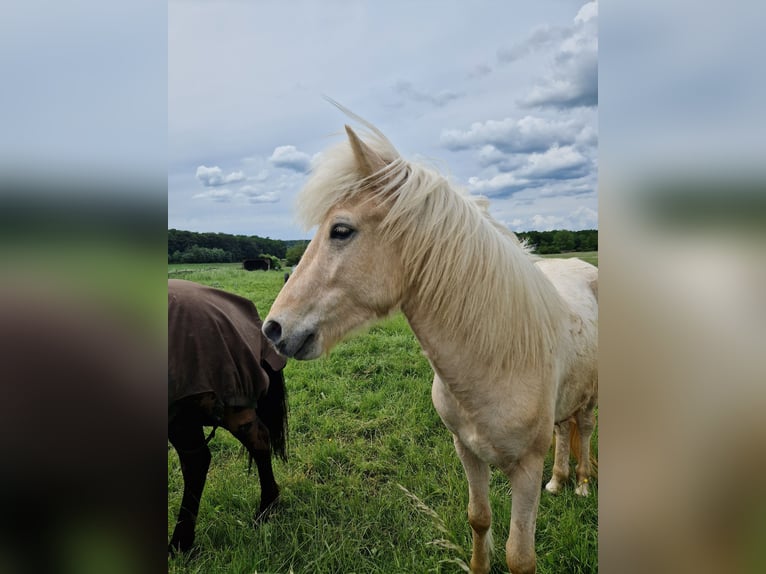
{"left": 168, "top": 279, "right": 286, "bottom": 419}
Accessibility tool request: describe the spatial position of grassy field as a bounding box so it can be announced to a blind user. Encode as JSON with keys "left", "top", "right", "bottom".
{"left": 168, "top": 257, "right": 597, "bottom": 573}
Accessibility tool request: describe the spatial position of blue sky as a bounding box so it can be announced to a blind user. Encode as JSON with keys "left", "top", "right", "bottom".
{"left": 169, "top": 1, "right": 598, "bottom": 240}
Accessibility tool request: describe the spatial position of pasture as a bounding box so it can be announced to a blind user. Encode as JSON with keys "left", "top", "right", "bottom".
{"left": 168, "top": 261, "right": 597, "bottom": 573}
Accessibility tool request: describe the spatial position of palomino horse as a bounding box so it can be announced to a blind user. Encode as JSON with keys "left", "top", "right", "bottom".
{"left": 168, "top": 279, "right": 288, "bottom": 554}
{"left": 262, "top": 115, "right": 597, "bottom": 574}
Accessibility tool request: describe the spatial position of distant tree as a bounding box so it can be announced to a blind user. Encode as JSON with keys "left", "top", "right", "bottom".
{"left": 552, "top": 230, "right": 576, "bottom": 252}
{"left": 168, "top": 229, "right": 288, "bottom": 260}
{"left": 285, "top": 241, "right": 309, "bottom": 266}
{"left": 585, "top": 229, "right": 598, "bottom": 251}
{"left": 514, "top": 229, "right": 597, "bottom": 254}
{"left": 178, "top": 245, "right": 231, "bottom": 263}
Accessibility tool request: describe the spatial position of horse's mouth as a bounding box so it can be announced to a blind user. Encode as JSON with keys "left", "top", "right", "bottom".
{"left": 292, "top": 332, "right": 317, "bottom": 360}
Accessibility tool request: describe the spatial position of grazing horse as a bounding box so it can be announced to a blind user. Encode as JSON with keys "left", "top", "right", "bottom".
{"left": 168, "top": 279, "right": 288, "bottom": 554}
{"left": 262, "top": 113, "right": 597, "bottom": 574}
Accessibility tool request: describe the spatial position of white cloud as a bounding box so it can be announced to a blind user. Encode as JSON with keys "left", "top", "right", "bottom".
{"left": 467, "top": 172, "right": 533, "bottom": 197}
{"left": 477, "top": 145, "right": 506, "bottom": 165}
{"left": 533, "top": 179, "right": 595, "bottom": 199}
{"left": 437, "top": 2, "right": 598, "bottom": 218}
{"left": 521, "top": 56, "right": 597, "bottom": 109}
{"left": 268, "top": 145, "right": 312, "bottom": 173}
{"left": 238, "top": 184, "right": 280, "bottom": 204}
{"left": 195, "top": 165, "right": 246, "bottom": 187}
{"left": 248, "top": 194, "right": 279, "bottom": 204}
{"left": 575, "top": 124, "right": 598, "bottom": 147}
{"left": 461, "top": 141, "right": 591, "bottom": 198}
{"left": 192, "top": 188, "right": 234, "bottom": 202}
{"left": 518, "top": 145, "right": 589, "bottom": 179}
{"left": 525, "top": 205, "right": 597, "bottom": 231}
{"left": 520, "top": 1, "right": 598, "bottom": 109}
{"left": 309, "top": 151, "right": 324, "bottom": 170}
{"left": 477, "top": 145, "right": 525, "bottom": 171}
{"left": 497, "top": 25, "right": 572, "bottom": 63}
{"left": 192, "top": 184, "right": 281, "bottom": 205}
{"left": 245, "top": 192, "right": 279, "bottom": 204}
{"left": 570, "top": 205, "right": 598, "bottom": 228}
{"left": 441, "top": 116, "right": 588, "bottom": 153}
{"left": 248, "top": 169, "right": 270, "bottom": 182}
{"left": 530, "top": 213, "right": 567, "bottom": 230}
{"left": 466, "top": 151, "right": 594, "bottom": 198}
{"left": 575, "top": 1, "right": 598, "bottom": 24}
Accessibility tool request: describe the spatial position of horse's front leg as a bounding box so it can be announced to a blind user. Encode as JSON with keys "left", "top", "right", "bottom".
{"left": 503, "top": 453, "right": 545, "bottom": 574}
{"left": 168, "top": 421, "right": 211, "bottom": 554}
{"left": 251, "top": 448, "right": 279, "bottom": 518}
{"left": 224, "top": 407, "right": 280, "bottom": 521}
{"left": 453, "top": 435, "right": 493, "bottom": 574}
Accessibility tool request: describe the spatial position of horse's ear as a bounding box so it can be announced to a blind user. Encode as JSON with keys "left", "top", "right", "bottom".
{"left": 345, "top": 125, "right": 385, "bottom": 177}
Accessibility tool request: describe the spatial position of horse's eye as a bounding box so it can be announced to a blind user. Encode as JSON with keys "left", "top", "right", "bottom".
{"left": 330, "top": 224, "right": 355, "bottom": 240}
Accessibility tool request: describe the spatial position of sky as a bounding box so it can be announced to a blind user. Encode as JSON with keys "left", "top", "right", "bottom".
{"left": 169, "top": 0, "right": 598, "bottom": 240}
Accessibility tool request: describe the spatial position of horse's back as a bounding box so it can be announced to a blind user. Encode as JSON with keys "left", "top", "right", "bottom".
{"left": 534, "top": 258, "right": 598, "bottom": 418}
{"left": 168, "top": 279, "right": 286, "bottom": 413}
{"left": 534, "top": 257, "right": 597, "bottom": 318}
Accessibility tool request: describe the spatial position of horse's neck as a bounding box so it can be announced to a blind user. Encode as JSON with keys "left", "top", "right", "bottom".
{"left": 401, "top": 304, "right": 473, "bottom": 382}
{"left": 400, "top": 242, "right": 567, "bottom": 388}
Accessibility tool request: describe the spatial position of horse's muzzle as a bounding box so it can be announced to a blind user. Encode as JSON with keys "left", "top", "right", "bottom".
{"left": 262, "top": 319, "right": 319, "bottom": 360}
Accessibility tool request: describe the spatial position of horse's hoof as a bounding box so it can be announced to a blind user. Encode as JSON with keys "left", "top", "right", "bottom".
{"left": 254, "top": 495, "right": 280, "bottom": 524}
{"left": 574, "top": 481, "right": 591, "bottom": 496}
{"left": 168, "top": 539, "right": 195, "bottom": 557}
{"left": 544, "top": 479, "right": 562, "bottom": 494}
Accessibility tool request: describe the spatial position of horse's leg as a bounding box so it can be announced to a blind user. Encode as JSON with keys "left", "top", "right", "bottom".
{"left": 168, "top": 420, "right": 210, "bottom": 554}
{"left": 223, "top": 407, "right": 280, "bottom": 519}
{"left": 574, "top": 405, "right": 596, "bottom": 496}
{"left": 503, "top": 453, "right": 545, "bottom": 574}
{"left": 251, "top": 448, "right": 279, "bottom": 517}
{"left": 544, "top": 418, "right": 572, "bottom": 494}
{"left": 453, "top": 435, "right": 493, "bottom": 574}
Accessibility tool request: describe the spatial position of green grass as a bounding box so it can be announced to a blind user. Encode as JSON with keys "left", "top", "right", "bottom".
{"left": 168, "top": 264, "right": 598, "bottom": 573}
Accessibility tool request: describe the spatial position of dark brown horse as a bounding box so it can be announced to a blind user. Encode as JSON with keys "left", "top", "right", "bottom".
{"left": 168, "top": 279, "right": 288, "bottom": 554}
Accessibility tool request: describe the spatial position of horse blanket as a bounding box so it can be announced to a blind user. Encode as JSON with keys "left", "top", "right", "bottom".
{"left": 168, "top": 279, "right": 286, "bottom": 419}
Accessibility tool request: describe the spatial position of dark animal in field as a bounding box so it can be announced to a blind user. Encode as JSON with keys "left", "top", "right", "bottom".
{"left": 243, "top": 258, "right": 271, "bottom": 271}
{"left": 168, "top": 279, "right": 288, "bottom": 554}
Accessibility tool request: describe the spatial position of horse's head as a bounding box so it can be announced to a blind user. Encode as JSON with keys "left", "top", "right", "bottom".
{"left": 263, "top": 126, "right": 407, "bottom": 359}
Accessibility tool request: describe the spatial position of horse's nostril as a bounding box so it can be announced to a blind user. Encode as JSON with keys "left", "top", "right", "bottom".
{"left": 263, "top": 320, "right": 282, "bottom": 344}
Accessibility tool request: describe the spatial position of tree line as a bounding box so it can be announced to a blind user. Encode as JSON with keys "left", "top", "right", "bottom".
{"left": 168, "top": 228, "right": 597, "bottom": 263}
{"left": 516, "top": 229, "right": 597, "bottom": 254}
{"left": 168, "top": 229, "right": 292, "bottom": 264}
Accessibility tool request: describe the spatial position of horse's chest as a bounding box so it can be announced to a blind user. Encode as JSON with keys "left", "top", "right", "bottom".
{"left": 431, "top": 376, "right": 509, "bottom": 464}
{"left": 431, "top": 377, "right": 465, "bottom": 434}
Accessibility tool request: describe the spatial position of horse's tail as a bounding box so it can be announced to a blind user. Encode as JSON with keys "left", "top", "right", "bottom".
{"left": 257, "top": 363, "right": 289, "bottom": 462}
{"left": 569, "top": 422, "right": 598, "bottom": 478}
